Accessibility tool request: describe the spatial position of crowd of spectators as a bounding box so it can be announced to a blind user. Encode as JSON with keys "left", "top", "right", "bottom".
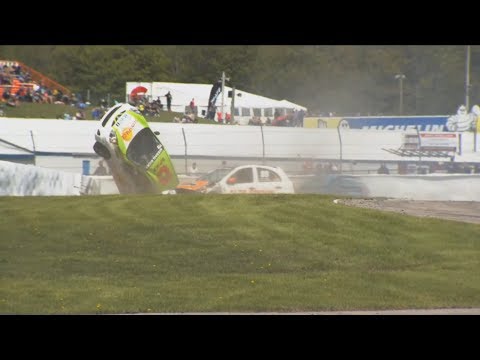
{"left": 0, "top": 61, "right": 86, "bottom": 117}
{"left": 130, "top": 95, "right": 165, "bottom": 117}
{"left": 0, "top": 61, "right": 116, "bottom": 121}
{"left": 2, "top": 62, "right": 310, "bottom": 126}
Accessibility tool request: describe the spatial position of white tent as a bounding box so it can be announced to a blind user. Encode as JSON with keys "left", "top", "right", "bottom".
{"left": 126, "top": 82, "right": 307, "bottom": 124}
{"left": 278, "top": 99, "right": 307, "bottom": 111}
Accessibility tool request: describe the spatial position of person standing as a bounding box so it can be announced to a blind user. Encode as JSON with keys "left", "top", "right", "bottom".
{"left": 93, "top": 160, "right": 108, "bottom": 175}
{"left": 165, "top": 91, "right": 172, "bottom": 112}
{"left": 377, "top": 163, "right": 390, "bottom": 174}
{"left": 189, "top": 162, "right": 198, "bottom": 175}
{"left": 189, "top": 98, "right": 195, "bottom": 112}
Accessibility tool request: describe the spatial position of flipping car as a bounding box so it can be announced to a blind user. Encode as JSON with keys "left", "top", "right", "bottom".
{"left": 93, "top": 103, "right": 179, "bottom": 194}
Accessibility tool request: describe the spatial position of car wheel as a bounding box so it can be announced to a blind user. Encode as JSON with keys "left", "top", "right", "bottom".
{"left": 93, "top": 142, "right": 111, "bottom": 159}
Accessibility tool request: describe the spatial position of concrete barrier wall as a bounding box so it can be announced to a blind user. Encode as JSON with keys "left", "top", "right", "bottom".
{"left": 349, "top": 174, "right": 480, "bottom": 201}
{"left": 1, "top": 118, "right": 478, "bottom": 164}
{"left": 0, "top": 160, "right": 81, "bottom": 196}
{"left": 2, "top": 159, "right": 478, "bottom": 200}
{"left": 0, "top": 160, "right": 122, "bottom": 196}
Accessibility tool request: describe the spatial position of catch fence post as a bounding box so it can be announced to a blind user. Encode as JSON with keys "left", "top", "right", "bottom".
{"left": 182, "top": 127, "right": 188, "bottom": 174}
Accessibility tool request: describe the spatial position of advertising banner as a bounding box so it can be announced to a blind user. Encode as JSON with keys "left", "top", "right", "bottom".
{"left": 419, "top": 133, "right": 457, "bottom": 151}
{"left": 310, "top": 105, "right": 480, "bottom": 132}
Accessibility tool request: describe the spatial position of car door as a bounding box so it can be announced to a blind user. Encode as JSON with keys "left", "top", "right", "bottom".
{"left": 222, "top": 166, "right": 255, "bottom": 194}
{"left": 255, "top": 166, "right": 287, "bottom": 193}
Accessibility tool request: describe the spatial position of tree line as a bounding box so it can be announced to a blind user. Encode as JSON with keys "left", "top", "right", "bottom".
{"left": 1, "top": 45, "right": 478, "bottom": 115}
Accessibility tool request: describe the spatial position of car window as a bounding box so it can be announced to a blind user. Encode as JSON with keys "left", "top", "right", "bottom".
{"left": 230, "top": 168, "right": 253, "bottom": 184}
{"left": 101, "top": 104, "right": 122, "bottom": 127}
{"left": 201, "top": 168, "right": 232, "bottom": 185}
{"left": 126, "top": 128, "right": 163, "bottom": 167}
{"left": 257, "top": 168, "right": 281, "bottom": 182}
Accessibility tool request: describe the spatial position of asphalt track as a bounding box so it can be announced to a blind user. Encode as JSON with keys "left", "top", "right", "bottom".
{"left": 334, "top": 198, "right": 480, "bottom": 224}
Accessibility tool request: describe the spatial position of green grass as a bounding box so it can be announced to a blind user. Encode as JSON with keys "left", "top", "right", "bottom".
{"left": 1, "top": 103, "right": 216, "bottom": 124}
{"left": 1, "top": 194, "right": 479, "bottom": 314}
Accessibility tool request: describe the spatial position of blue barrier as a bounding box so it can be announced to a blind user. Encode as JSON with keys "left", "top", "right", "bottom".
{"left": 82, "top": 160, "right": 90, "bottom": 175}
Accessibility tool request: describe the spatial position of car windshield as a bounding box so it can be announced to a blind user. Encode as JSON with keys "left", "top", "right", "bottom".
{"left": 126, "top": 127, "right": 163, "bottom": 167}
{"left": 199, "top": 167, "right": 232, "bottom": 185}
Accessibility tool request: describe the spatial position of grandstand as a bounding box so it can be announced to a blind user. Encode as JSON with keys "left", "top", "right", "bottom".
{"left": 0, "top": 60, "right": 71, "bottom": 105}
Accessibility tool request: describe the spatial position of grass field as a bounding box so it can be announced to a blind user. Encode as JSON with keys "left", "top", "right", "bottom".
{"left": 1, "top": 194, "right": 479, "bottom": 314}
{"left": 0, "top": 103, "right": 216, "bottom": 124}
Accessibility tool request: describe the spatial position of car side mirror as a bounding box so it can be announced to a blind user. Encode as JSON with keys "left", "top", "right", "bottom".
{"left": 154, "top": 131, "right": 160, "bottom": 135}
{"left": 227, "top": 177, "right": 237, "bottom": 185}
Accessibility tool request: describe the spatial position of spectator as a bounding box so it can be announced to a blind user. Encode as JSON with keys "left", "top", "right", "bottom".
{"left": 74, "top": 110, "right": 86, "bottom": 120}
{"left": 71, "top": 93, "right": 79, "bottom": 106}
{"left": 377, "top": 163, "right": 390, "bottom": 174}
{"left": 207, "top": 105, "right": 216, "bottom": 120}
{"left": 2, "top": 89, "right": 11, "bottom": 101}
{"left": 253, "top": 116, "right": 263, "bottom": 126}
{"left": 24, "top": 90, "right": 33, "bottom": 103}
{"left": 180, "top": 113, "right": 195, "bottom": 123}
{"left": 165, "top": 91, "right": 172, "bottom": 112}
{"left": 155, "top": 96, "right": 163, "bottom": 111}
{"left": 189, "top": 162, "right": 198, "bottom": 175}
{"left": 328, "top": 162, "right": 339, "bottom": 173}
{"left": 297, "top": 109, "right": 305, "bottom": 127}
{"left": 93, "top": 160, "right": 108, "bottom": 175}
{"left": 302, "top": 159, "right": 314, "bottom": 174}
{"left": 92, "top": 107, "right": 104, "bottom": 120}
{"left": 189, "top": 98, "right": 195, "bottom": 112}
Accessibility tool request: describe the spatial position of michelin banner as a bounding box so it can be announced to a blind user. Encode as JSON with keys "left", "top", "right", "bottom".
{"left": 305, "top": 105, "right": 480, "bottom": 132}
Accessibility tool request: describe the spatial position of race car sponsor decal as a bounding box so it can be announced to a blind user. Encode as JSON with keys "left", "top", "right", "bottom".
{"left": 122, "top": 127, "right": 134, "bottom": 141}
{"left": 115, "top": 111, "right": 143, "bottom": 146}
{"left": 116, "top": 112, "right": 136, "bottom": 129}
{"left": 146, "top": 146, "right": 164, "bottom": 169}
{"left": 230, "top": 189, "right": 275, "bottom": 194}
{"left": 156, "top": 165, "right": 172, "bottom": 185}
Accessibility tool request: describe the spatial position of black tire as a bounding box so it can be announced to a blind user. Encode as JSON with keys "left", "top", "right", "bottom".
{"left": 93, "top": 142, "right": 111, "bottom": 160}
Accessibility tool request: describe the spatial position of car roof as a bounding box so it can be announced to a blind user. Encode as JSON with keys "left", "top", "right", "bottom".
{"left": 234, "top": 164, "right": 286, "bottom": 172}
{"left": 100, "top": 103, "right": 140, "bottom": 128}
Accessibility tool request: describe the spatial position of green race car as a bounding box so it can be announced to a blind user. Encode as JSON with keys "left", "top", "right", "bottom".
{"left": 93, "top": 103, "right": 178, "bottom": 194}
